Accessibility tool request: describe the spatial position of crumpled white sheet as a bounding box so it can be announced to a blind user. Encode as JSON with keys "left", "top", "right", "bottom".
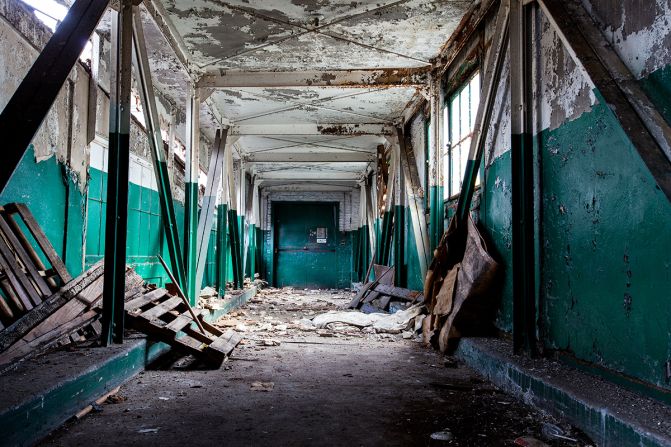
{"left": 311, "top": 304, "right": 424, "bottom": 334}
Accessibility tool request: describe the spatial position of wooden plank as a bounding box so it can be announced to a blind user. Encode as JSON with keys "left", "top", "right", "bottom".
{"left": 372, "top": 284, "right": 423, "bottom": 302}
{"left": 5, "top": 203, "right": 71, "bottom": 283}
{"left": 124, "top": 288, "right": 167, "bottom": 313}
{"left": 378, "top": 295, "right": 392, "bottom": 310}
{"left": 1, "top": 208, "right": 58, "bottom": 289}
{"left": 164, "top": 309, "right": 204, "bottom": 334}
{"left": 0, "top": 296, "right": 14, "bottom": 320}
{"left": 0, "top": 276, "right": 24, "bottom": 314}
{"left": 138, "top": 296, "right": 183, "bottom": 320}
{"left": 0, "top": 215, "right": 52, "bottom": 297}
{"left": 175, "top": 333, "right": 206, "bottom": 351}
{"left": 207, "top": 330, "right": 241, "bottom": 356}
{"left": 0, "top": 309, "right": 99, "bottom": 366}
{"left": 0, "top": 247, "right": 35, "bottom": 311}
{"left": 0, "top": 260, "right": 104, "bottom": 352}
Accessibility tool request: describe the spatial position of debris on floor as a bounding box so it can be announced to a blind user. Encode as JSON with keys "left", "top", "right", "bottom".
{"left": 348, "top": 264, "right": 423, "bottom": 313}
{"left": 214, "top": 287, "right": 426, "bottom": 342}
{"left": 41, "top": 287, "right": 594, "bottom": 446}
{"left": 249, "top": 381, "right": 274, "bottom": 392}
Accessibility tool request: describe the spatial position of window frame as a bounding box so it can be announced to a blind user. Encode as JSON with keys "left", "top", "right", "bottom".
{"left": 443, "top": 70, "right": 482, "bottom": 202}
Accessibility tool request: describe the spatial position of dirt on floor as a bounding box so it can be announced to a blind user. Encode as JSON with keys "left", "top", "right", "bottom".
{"left": 40, "top": 287, "right": 594, "bottom": 447}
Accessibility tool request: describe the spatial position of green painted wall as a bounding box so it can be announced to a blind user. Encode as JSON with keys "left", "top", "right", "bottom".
{"left": 480, "top": 151, "right": 514, "bottom": 332}
{"left": 87, "top": 167, "right": 224, "bottom": 290}
{"left": 403, "top": 208, "right": 423, "bottom": 292}
{"left": 539, "top": 91, "right": 671, "bottom": 391}
{"left": 478, "top": 64, "right": 671, "bottom": 391}
{"left": 640, "top": 64, "right": 671, "bottom": 126}
{"left": 0, "top": 146, "right": 85, "bottom": 277}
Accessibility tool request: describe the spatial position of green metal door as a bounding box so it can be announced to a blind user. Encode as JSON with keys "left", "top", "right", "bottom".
{"left": 273, "top": 202, "right": 338, "bottom": 288}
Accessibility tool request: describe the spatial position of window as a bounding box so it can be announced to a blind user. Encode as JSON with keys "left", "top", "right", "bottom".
{"left": 20, "top": 0, "right": 93, "bottom": 63}
{"left": 443, "top": 72, "right": 480, "bottom": 199}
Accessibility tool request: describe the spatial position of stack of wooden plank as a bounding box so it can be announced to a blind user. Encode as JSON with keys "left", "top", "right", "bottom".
{"left": 0, "top": 262, "right": 144, "bottom": 367}
{"left": 0, "top": 203, "right": 72, "bottom": 329}
{"left": 0, "top": 202, "right": 146, "bottom": 368}
{"left": 125, "top": 290, "right": 241, "bottom": 366}
{"left": 0, "top": 202, "right": 240, "bottom": 369}
{"left": 349, "top": 264, "right": 424, "bottom": 313}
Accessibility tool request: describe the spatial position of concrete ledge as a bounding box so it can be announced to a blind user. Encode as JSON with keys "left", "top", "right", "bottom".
{"left": 455, "top": 337, "right": 671, "bottom": 447}
{"left": 0, "top": 287, "right": 256, "bottom": 447}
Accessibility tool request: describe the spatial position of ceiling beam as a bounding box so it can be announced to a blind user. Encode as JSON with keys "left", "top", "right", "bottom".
{"left": 231, "top": 123, "right": 394, "bottom": 136}
{"left": 197, "top": 68, "right": 428, "bottom": 88}
{"left": 256, "top": 171, "right": 362, "bottom": 180}
{"left": 245, "top": 152, "right": 374, "bottom": 163}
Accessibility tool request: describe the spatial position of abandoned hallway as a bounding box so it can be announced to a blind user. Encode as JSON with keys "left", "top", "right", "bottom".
{"left": 1, "top": 0, "right": 671, "bottom": 445}
{"left": 39, "top": 289, "right": 595, "bottom": 446}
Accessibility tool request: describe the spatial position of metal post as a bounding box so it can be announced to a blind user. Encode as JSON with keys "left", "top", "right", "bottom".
{"left": 455, "top": 1, "right": 510, "bottom": 227}
{"left": 195, "top": 128, "right": 227, "bottom": 291}
{"left": 0, "top": 0, "right": 109, "bottom": 193}
{"left": 101, "top": 0, "right": 133, "bottom": 345}
{"left": 391, "top": 139, "right": 405, "bottom": 286}
{"left": 396, "top": 127, "right": 430, "bottom": 280}
{"left": 184, "top": 87, "right": 200, "bottom": 305}
{"left": 428, "top": 74, "right": 445, "bottom": 250}
{"left": 510, "top": 0, "right": 537, "bottom": 355}
{"left": 216, "top": 171, "right": 229, "bottom": 296}
{"left": 131, "top": 8, "right": 186, "bottom": 292}
{"left": 226, "top": 141, "right": 243, "bottom": 289}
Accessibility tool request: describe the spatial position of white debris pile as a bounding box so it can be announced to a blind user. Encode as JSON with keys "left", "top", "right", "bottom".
{"left": 311, "top": 304, "right": 424, "bottom": 334}
{"left": 213, "top": 287, "right": 426, "bottom": 342}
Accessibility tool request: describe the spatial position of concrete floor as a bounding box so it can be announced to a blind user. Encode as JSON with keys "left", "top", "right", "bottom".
{"left": 40, "top": 289, "right": 592, "bottom": 447}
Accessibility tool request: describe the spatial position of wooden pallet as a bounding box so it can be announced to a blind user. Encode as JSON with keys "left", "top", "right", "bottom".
{"left": 0, "top": 203, "right": 71, "bottom": 329}
{"left": 125, "top": 290, "right": 241, "bottom": 366}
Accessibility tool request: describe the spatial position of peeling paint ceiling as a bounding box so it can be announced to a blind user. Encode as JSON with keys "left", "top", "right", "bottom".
{"left": 147, "top": 0, "right": 473, "bottom": 184}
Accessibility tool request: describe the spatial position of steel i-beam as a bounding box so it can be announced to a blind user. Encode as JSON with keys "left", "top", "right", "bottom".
{"left": 455, "top": 0, "right": 510, "bottom": 226}
{"left": 510, "top": 0, "right": 537, "bottom": 355}
{"left": 184, "top": 88, "right": 200, "bottom": 305}
{"left": 428, "top": 74, "right": 445, "bottom": 250}
{"left": 0, "top": 0, "right": 109, "bottom": 193}
{"left": 396, "top": 127, "right": 430, "bottom": 279}
{"left": 131, "top": 7, "right": 186, "bottom": 293}
{"left": 195, "top": 128, "right": 228, "bottom": 292}
{"left": 101, "top": 0, "right": 133, "bottom": 345}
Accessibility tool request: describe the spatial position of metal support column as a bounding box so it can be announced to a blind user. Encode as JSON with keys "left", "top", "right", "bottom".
{"left": 391, "top": 139, "right": 405, "bottom": 286}
{"left": 0, "top": 0, "right": 109, "bottom": 193}
{"left": 184, "top": 87, "right": 200, "bottom": 305}
{"left": 195, "top": 128, "right": 227, "bottom": 291}
{"left": 364, "top": 175, "right": 377, "bottom": 274}
{"left": 216, "top": 172, "right": 229, "bottom": 296}
{"left": 510, "top": 0, "right": 537, "bottom": 355}
{"left": 131, "top": 8, "right": 186, "bottom": 292}
{"left": 397, "top": 127, "right": 431, "bottom": 280}
{"left": 377, "top": 146, "right": 395, "bottom": 267}
{"left": 455, "top": 0, "right": 510, "bottom": 227}
{"left": 100, "top": 0, "right": 133, "bottom": 345}
{"left": 428, "top": 74, "right": 445, "bottom": 250}
{"left": 226, "top": 140, "right": 243, "bottom": 289}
